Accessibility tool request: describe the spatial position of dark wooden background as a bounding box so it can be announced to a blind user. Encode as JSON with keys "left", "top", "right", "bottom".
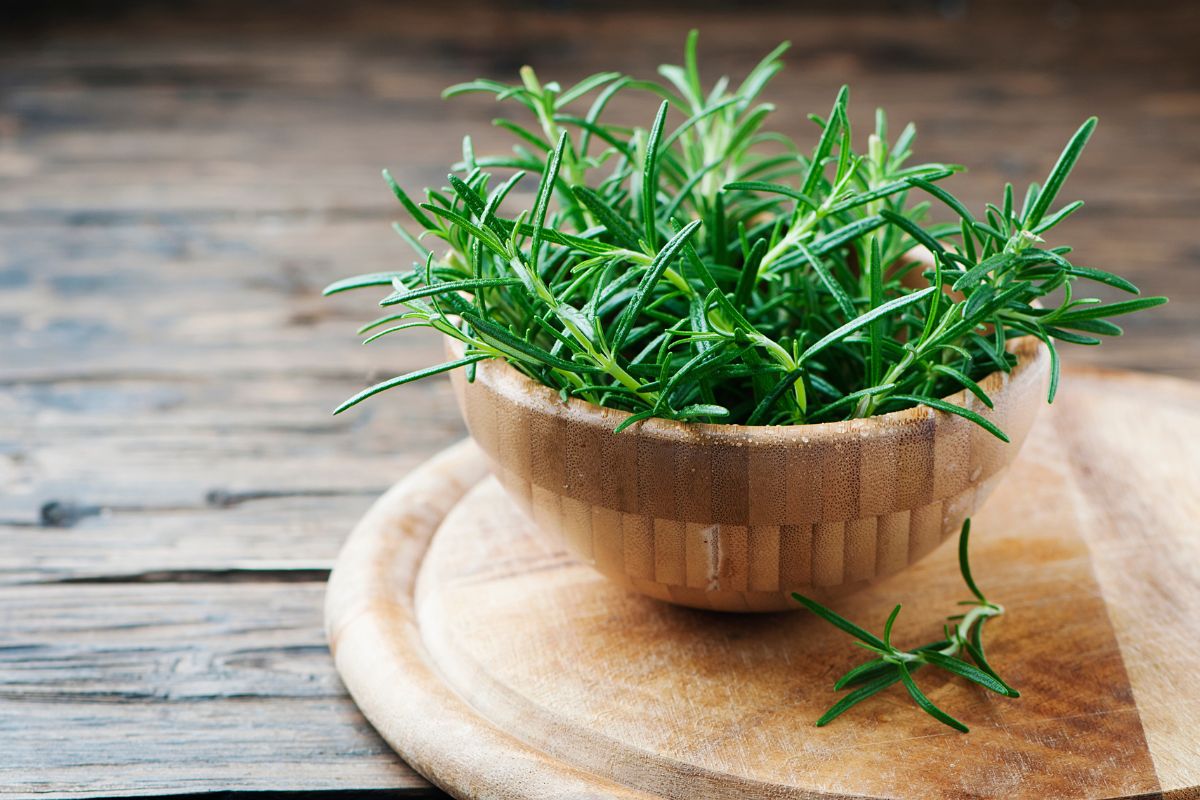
{"left": 1, "top": 2, "right": 1197, "bottom": 797}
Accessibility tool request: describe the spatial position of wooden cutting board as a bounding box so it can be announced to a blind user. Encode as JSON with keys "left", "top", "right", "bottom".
{"left": 325, "top": 368, "right": 1200, "bottom": 800}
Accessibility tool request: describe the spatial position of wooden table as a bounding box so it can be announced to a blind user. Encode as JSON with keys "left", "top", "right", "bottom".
{"left": 1, "top": 2, "right": 1196, "bottom": 797}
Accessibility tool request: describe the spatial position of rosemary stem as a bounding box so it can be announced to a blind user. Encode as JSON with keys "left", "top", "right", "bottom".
{"left": 597, "top": 355, "right": 658, "bottom": 403}
{"left": 855, "top": 349, "right": 916, "bottom": 417}
{"left": 893, "top": 601, "right": 1004, "bottom": 664}
{"left": 750, "top": 332, "right": 806, "bottom": 414}
{"left": 757, "top": 212, "right": 819, "bottom": 277}
{"left": 514, "top": 249, "right": 661, "bottom": 405}
{"left": 854, "top": 310, "right": 956, "bottom": 418}
{"left": 566, "top": 321, "right": 659, "bottom": 404}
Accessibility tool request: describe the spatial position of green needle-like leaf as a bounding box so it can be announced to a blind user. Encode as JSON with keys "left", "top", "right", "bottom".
{"left": 572, "top": 186, "right": 642, "bottom": 249}
{"left": 361, "top": 321, "right": 429, "bottom": 345}
{"left": 612, "top": 407, "right": 659, "bottom": 434}
{"left": 324, "top": 272, "right": 406, "bottom": 296}
{"left": 816, "top": 669, "right": 902, "bottom": 727}
{"left": 802, "top": 86, "right": 848, "bottom": 197}
{"left": 745, "top": 369, "right": 802, "bottom": 425}
{"left": 383, "top": 169, "right": 437, "bottom": 231}
{"left": 956, "top": 519, "right": 986, "bottom": 602}
{"left": 931, "top": 365, "right": 994, "bottom": 409}
{"left": 799, "top": 288, "right": 935, "bottom": 365}
{"left": 835, "top": 640, "right": 951, "bottom": 689}
{"left": 880, "top": 208, "right": 945, "bottom": 256}
{"left": 887, "top": 394, "right": 1010, "bottom": 443}
{"left": 1025, "top": 117, "right": 1097, "bottom": 229}
{"left": 792, "top": 594, "right": 889, "bottom": 651}
{"left": 797, "top": 243, "right": 856, "bottom": 319}
{"left": 802, "top": 521, "right": 1019, "bottom": 731}
{"left": 1055, "top": 296, "right": 1167, "bottom": 323}
{"left": 826, "top": 168, "right": 955, "bottom": 216}
{"left": 333, "top": 355, "right": 488, "bottom": 414}
{"left": 328, "top": 34, "right": 1163, "bottom": 449}
{"left": 833, "top": 658, "right": 889, "bottom": 691}
{"left": 610, "top": 219, "right": 702, "bottom": 353}
{"left": 641, "top": 101, "right": 669, "bottom": 250}
{"left": 530, "top": 132, "right": 569, "bottom": 275}
{"left": 379, "top": 278, "right": 522, "bottom": 307}
{"left": 963, "top": 617, "right": 1018, "bottom": 699}
{"left": 1061, "top": 265, "right": 1139, "bottom": 294}
{"left": 459, "top": 310, "right": 601, "bottom": 373}
{"left": 920, "top": 651, "right": 1016, "bottom": 697}
{"left": 723, "top": 180, "right": 819, "bottom": 211}
{"left": 898, "top": 662, "right": 970, "bottom": 733}
{"left": 882, "top": 604, "right": 902, "bottom": 648}
{"left": 734, "top": 238, "right": 768, "bottom": 308}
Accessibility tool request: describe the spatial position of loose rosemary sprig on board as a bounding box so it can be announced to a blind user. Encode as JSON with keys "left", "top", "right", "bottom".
{"left": 793, "top": 520, "right": 1018, "bottom": 733}
{"left": 326, "top": 31, "right": 1166, "bottom": 437}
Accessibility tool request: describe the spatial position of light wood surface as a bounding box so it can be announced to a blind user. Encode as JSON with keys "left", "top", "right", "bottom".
{"left": 3, "top": 2, "right": 1196, "bottom": 797}
{"left": 328, "top": 368, "right": 1200, "bottom": 800}
{"left": 451, "top": 336, "right": 1048, "bottom": 611}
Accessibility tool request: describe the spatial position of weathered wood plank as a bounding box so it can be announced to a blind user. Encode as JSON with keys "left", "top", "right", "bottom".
{"left": 0, "top": 582, "right": 436, "bottom": 798}
{"left": 0, "top": 371, "right": 465, "bottom": 587}
{"left": 2, "top": 495, "right": 363, "bottom": 584}
{"left": 0, "top": 374, "right": 464, "bottom": 517}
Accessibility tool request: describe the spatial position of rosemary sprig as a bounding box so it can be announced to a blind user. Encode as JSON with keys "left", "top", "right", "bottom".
{"left": 793, "top": 520, "right": 1018, "bottom": 733}
{"left": 326, "top": 31, "right": 1166, "bottom": 437}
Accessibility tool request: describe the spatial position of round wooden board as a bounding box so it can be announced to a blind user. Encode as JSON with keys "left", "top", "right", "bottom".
{"left": 326, "top": 369, "right": 1200, "bottom": 800}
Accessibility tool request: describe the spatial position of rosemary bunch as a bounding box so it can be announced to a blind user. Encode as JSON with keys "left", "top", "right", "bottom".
{"left": 794, "top": 520, "right": 1017, "bottom": 732}
{"left": 326, "top": 31, "right": 1165, "bottom": 437}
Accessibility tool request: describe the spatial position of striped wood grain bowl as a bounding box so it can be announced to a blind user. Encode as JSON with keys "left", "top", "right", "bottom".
{"left": 449, "top": 336, "right": 1048, "bottom": 612}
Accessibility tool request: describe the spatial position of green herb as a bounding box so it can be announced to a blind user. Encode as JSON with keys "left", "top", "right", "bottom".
{"left": 793, "top": 520, "right": 1018, "bottom": 733}
{"left": 326, "top": 32, "right": 1165, "bottom": 437}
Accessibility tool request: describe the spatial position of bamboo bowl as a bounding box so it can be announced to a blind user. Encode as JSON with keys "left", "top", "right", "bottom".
{"left": 449, "top": 335, "right": 1048, "bottom": 612}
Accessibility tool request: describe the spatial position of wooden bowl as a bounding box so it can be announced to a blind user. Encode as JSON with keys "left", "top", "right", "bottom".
{"left": 449, "top": 336, "right": 1048, "bottom": 612}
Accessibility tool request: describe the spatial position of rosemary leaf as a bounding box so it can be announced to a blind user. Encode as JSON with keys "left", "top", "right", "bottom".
{"left": 328, "top": 32, "right": 1164, "bottom": 435}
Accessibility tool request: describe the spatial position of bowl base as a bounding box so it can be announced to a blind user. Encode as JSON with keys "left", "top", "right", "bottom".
{"left": 490, "top": 462, "right": 1007, "bottom": 611}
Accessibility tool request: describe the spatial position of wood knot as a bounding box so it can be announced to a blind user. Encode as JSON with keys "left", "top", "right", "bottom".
{"left": 39, "top": 500, "right": 102, "bottom": 528}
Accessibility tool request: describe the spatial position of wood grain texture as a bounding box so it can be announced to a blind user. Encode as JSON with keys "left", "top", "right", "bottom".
{"left": 451, "top": 336, "right": 1048, "bottom": 610}
{"left": 0, "top": 582, "right": 428, "bottom": 799}
{"left": 328, "top": 369, "right": 1200, "bottom": 800}
{"left": 2, "top": 1, "right": 1198, "bottom": 796}
{"left": 1053, "top": 371, "right": 1200, "bottom": 799}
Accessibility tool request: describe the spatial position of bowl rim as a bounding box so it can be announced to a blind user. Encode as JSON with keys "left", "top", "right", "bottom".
{"left": 448, "top": 333, "right": 1048, "bottom": 445}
